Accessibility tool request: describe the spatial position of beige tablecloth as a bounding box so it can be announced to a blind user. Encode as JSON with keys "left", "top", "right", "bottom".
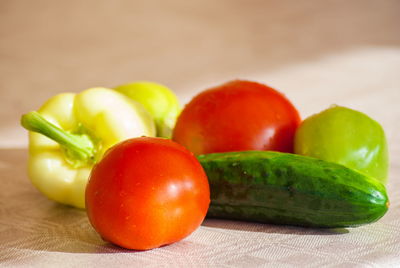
{"left": 1, "top": 48, "right": 400, "bottom": 266}
{"left": 1, "top": 1, "right": 400, "bottom": 267}
{"left": 0, "top": 154, "right": 399, "bottom": 268}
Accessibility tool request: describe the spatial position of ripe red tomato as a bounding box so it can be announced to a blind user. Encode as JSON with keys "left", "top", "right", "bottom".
{"left": 172, "top": 80, "right": 301, "bottom": 155}
{"left": 85, "top": 137, "right": 210, "bottom": 250}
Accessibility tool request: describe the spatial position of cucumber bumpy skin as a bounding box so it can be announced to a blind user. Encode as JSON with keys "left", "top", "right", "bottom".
{"left": 198, "top": 151, "right": 389, "bottom": 228}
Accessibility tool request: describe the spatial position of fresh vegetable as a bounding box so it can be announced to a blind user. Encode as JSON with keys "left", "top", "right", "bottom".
{"left": 198, "top": 150, "right": 389, "bottom": 228}
{"left": 20, "top": 88, "right": 155, "bottom": 208}
{"left": 173, "top": 80, "right": 301, "bottom": 155}
{"left": 86, "top": 137, "right": 210, "bottom": 250}
{"left": 294, "top": 105, "right": 389, "bottom": 184}
{"left": 115, "top": 81, "right": 181, "bottom": 138}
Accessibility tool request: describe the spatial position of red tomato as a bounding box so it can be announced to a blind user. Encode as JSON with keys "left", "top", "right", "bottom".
{"left": 85, "top": 137, "right": 210, "bottom": 250}
{"left": 172, "top": 80, "right": 301, "bottom": 155}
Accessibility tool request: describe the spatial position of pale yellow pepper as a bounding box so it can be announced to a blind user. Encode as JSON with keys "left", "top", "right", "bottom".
{"left": 21, "top": 87, "right": 156, "bottom": 208}
{"left": 115, "top": 81, "right": 181, "bottom": 138}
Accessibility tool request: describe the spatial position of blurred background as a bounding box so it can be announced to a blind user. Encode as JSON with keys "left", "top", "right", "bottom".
{"left": 1, "top": 0, "right": 399, "bottom": 147}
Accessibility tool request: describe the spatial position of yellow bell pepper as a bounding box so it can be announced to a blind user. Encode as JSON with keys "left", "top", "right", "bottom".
{"left": 115, "top": 81, "right": 181, "bottom": 138}
{"left": 21, "top": 87, "right": 156, "bottom": 208}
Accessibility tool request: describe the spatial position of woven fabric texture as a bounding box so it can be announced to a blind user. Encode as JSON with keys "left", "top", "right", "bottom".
{"left": 1, "top": 48, "right": 400, "bottom": 267}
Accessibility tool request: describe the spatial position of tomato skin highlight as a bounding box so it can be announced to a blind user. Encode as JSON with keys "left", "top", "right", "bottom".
{"left": 85, "top": 137, "right": 210, "bottom": 250}
{"left": 172, "top": 80, "right": 301, "bottom": 155}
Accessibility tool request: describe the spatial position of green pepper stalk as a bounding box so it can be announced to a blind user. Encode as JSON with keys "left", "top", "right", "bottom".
{"left": 21, "top": 111, "right": 97, "bottom": 167}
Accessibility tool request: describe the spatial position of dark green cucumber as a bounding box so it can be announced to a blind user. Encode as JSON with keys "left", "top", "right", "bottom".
{"left": 198, "top": 151, "right": 389, "bottom": 228}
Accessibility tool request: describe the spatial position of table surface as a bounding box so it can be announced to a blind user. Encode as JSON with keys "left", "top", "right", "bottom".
{"left": 1, "top": 50, "right": 400, "bottom": 267}
{"left": 1, "top": 1, "right": 400, "bottom": 267}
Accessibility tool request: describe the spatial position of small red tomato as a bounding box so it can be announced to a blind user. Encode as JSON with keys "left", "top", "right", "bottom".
{"left": 172, "top": 80, "right": 301, "bottom": 155}
{"left": 85, "top": 137, "right": 210, "bottom": 250}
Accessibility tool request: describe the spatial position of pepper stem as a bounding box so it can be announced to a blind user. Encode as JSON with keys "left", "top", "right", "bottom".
{"left": 21, "top": 111, "right": 96, "bottom": 166}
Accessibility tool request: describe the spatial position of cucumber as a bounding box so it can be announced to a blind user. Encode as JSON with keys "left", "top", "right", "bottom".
{"left": 198, "top": 151, "right": 389, "bottom": 228}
